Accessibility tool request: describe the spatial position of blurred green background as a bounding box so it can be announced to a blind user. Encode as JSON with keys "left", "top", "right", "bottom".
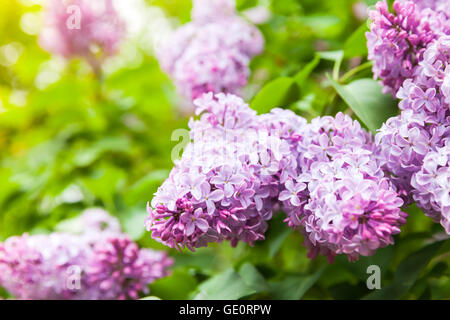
{"left": 0, "top": 0, "right": 449, "bottom": 300}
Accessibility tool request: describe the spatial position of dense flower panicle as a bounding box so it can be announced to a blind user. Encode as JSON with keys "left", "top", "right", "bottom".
{"left": 368, "top": 0, "right": 450, "bottom": 233}
{"left": 375, "top": 110, "right": 446, "bottom": 202}
{"left": 403, "top": 0, "right": 450, "bottom": 15}
{"left": 277, "top": 113, "right": 407, "bottom": 262}
{"left": 388, "top": 36, "right": 450, "bottom": 207}
{"left": 86, "top": 237, "right": 172, "bottom": 300}
{"left": 300, "top": 168, "right": 407, "bottom": 263}
{"left": 366, "top": 0, "right": 449, "bottom": 94}
{"left": 191, "top": 0, "right": 237, "bottom": 23}
{"left": 146, "top": 93, "right": 302, "bottom": 250}
{"left": 0, "top": 233, "right": 88, "bottom": 300}
{"left": 374, "top": 34, "right": 450, "bottom": 229}
{"left": 397, "top": 36, "right": 450, "bottom": 121}
{"left": 147, "top": 92, "right": 407, "bottom": 261}
{"left": 156, "top": 0, "right": 264, "bottom": 100}
{"left": 157, "top": 23, "right": 198, "bottom": 77}
{"left": 0, "top": 209, "right": 172, "bottom": 300}
{"left": 39, "top": 0, "right": 126, "bottom": 60}
{"left": 81, "top": 207, "right": 122, "bottom": 234}
{"left": 411, "top": 142, "right": 450, "bottom": 232}
{"left": 171, "top": 34, "right": 251, "bottom": 101}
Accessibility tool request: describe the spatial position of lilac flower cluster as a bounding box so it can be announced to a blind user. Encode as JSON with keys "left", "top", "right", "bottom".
{"left": 411, "top": 142, "right": 450, "bottom": 233}
{"left": 369, "top": 1, "right": 450, "bottom": 233}
{"left": 0, "top": 209, "right": 172, "bottom": 300}
{"left": 273, "top": 112, "right": 407, "bottom": 262}
{"left": 191, "top": 0, "right": 237, "bottom": 23}
{"left": 39, "top": 0, "right": 126, "bottom": 65}
{"left": 404, "top": 0, "right": 450, "bottom": 14}
{"left": 146, "top": 92, "right": 407, "bottom": 262}
{"left": 366, "top": 0, "right": 449, "bottom": 94}
{"left": 156, "top": 0, "right": 264, "bottom": 100}
{"left": 146, "top": 93, "right": 285, "bottom": 250}
{"left": 397, "top": 36, "right": 450, "bottom": 122}
{"left": 375, "top": 110, "right": 441, "bottom": 201}
{"left": 0, "top": 233, "right": 88, "bottom": 300}
{"left": 85, "top": 236, "right": 172, "bottom": 300}
{"left": 377, "top": 37, "right": 450, "bottom": 201}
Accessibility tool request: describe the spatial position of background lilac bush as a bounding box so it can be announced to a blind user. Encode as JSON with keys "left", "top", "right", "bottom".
{"left": 0, "top": 0, "right": 449, "bottom": 300}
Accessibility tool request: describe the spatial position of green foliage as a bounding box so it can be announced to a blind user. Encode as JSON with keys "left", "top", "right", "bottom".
{"left": 344, "top": 23, "right": 369, "bottom": 58}
{"left": 330, "top": 78, "right": 398, "bottom": 133}
{"left": 193, "top": 268, "right": 258, "bottom": 300}
{"left": 269, "top": 266, "right": 326, "bottom": 300}
{"left": 364, "top": 240, "right": 445, "bottom": 299}
{"left": 250, "top": 77, "right": 300, "bottom": 113}
{"left": 150, "top": 269, "right": 199, "bottom": 300}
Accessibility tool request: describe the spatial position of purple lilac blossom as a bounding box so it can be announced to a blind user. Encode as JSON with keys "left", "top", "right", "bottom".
{"left": 0, "top": 233, "right": 89, "bottom": 300}
{"left": 375, "top": 110, "right": 444, "bottom": 202}
{"left": 156, "top": 0, "right": 264, "bottom": 100}
{"left": 375, "top": 36, "right": 450, "bottom": 225}
{"left": 368, "top": 1, "right": 450, "bottom": 233}
{"left": 397, "top": 36, "right": 450, "bottom": 122}
{"left": 401, "top": 0, "right": 450, "bottom": 15}
{"left": 191, "top": 0, "right": 237, "bottom": 24}
{"left": 366, "top": 0, "right": 449, "bottom": 94}
{"left": 39, "top": 0, "right": 126, "bottom": 69}
{"left": 146, "top": 93, "right": 407, "bottom": 262}
{"left": 411, "top": 142, "right": 450, "bottom": 233}
{"left": 85, "top": 236, "right": 172, "bottom": 300}
{"left": 146, "top": 93, "right": 296, "bottom": 250}
{"left": 275, "top": 112, "right": 407, "bottom": 262}
{"left": 0, "top": 209, "right": 172, "bottom": 300}
{"left": 81, "top": 207, "right": 122, "bottom": 234}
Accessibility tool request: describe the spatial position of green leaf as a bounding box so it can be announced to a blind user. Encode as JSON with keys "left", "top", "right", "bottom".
{"left": 264, "top": 214, "right": 292, "bottom": 258}
{"left": 298, "top": 15, "right": 342, "bottom": 38}
{"left": 72, "top": 136, "right": 130, "bottom": 167}
{"left": 194, "top": 268, "right": 256, "bottom": 300}
{"left": 318, "top": 50, "right": 344, "bottom": 62}
{"left": 336, "top": 245, "right": 394, "bottom": 282}
{"left": 364, "top": 240, "right": 445, "bottom": 299}
{"left": 250, "top": 77, "right": 300, "bottom": 114}
{"left": 363, "top": 0, "right": 380, "bottom": 5}
{"left": 239, "top": 263, "right": 270, "bottom": 293}
{"left": 140, "top": 296, "right": 161, "bottom": 300}
{"left": 80, "top": 165, "right": 126, "bottom": 212}
{"left": 329, "top": 282, "right": 370, "bottom": 300}
{"left": 124, "top": 170, "right": 169, "bottom": 206}
{"left": 149, "top": 269, "right": 198, "bottom": 300}
{"left": 318, "top": 50, "right": 344, "bottom": 80}
{"left": 329, "top": 78, "right": 398, "bottom": 133}
{"left": 173, "top": 250, "right": 216, "bottom": 271}
{"left": 119, "top": 206, "right": 147, "bottom": 241}
{"left": 269, "top": 266, "right": 326, "bottom": 300}
{"left": 294, "top": 55, "right": 321, "bottom": 90}
{"left": 0, "top": 286, "right": 12, "bottom": 299}
{"left": 344, "top": 23, "right": 369, "bottom": 58}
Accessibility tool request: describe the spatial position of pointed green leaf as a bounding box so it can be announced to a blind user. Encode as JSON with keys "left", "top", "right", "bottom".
{"left": 269, "top": 266, "right": 326, "bottom": 300}
{"left": 294, "top": 55, "right": 321, "bottom": 90}
{"left": 344, "top": 23, "right": 369, "bottom": 58}
{"left": 250, "top": 77, "right": 300, "bottom": 114}
{"left": 318, "top": 50, "right": 344, "bottom": 80}
{"left": 239, "top": 263, "right": 270, "bottom": 293}
{"left": 364, "top": 240, "right": 445, "bottom": 299}
{"left": 194, "top": 268, "right": 256, "bottom": 300}
{"left": 330, "top": 77, "right": 398, "bottom": 133}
